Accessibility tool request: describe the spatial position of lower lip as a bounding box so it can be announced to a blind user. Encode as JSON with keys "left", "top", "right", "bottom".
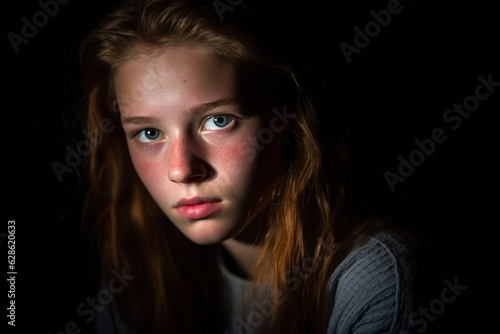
{"left": 176, "top": 202, "right": 222, "bottom": 220}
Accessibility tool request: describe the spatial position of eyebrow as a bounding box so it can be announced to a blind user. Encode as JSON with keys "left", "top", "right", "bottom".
{"left": 120, "top": 97, "right": 238, "bottom": 125}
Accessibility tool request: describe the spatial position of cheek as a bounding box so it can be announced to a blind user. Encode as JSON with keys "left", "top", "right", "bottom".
{"left": 128, "top": 147, "right": 164, "bottom": 185}
{"left": 214, "top": 136, "right": 281, "bottom": 200}
{"left": 216, "top": 138, "right": 261, "bottom": 178}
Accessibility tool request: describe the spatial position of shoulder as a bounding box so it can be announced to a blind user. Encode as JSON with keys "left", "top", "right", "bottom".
{"left": 326, "top": 228, "right": 417, "bottom": 334}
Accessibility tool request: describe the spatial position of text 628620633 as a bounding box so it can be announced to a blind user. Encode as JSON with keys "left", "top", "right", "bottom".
{"left": 7, "top": 220, "right": 16, "bottom": 327}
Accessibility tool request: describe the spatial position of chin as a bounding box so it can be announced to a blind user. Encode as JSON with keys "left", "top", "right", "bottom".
{"left": 180, "top": 219, "right": 238, "bottom": 246}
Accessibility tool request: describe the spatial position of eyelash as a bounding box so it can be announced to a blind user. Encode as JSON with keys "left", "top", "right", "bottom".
{"left": 202, "top": 114, "right": 235, "bottom": 131}
{"left": 133, "top": 128, "right": 161, "bottom": 143}
{"left": 131, "top": 114, "right": 236, "bottom": 144}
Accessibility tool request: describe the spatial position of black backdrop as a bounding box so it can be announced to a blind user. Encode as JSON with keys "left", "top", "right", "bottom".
{"left": 3, "top": 0, "right": 498, "bottom": 333}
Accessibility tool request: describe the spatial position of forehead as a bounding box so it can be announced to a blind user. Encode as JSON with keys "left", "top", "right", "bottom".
{"left": 113, "top": 48, "right": 243, "bottom": 116}
{"left": 114, "top": 48, "right": 240, "bottom": 94}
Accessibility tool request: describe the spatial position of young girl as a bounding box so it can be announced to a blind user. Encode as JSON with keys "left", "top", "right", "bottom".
{"left": 77, "top": 0, "right": 419, "bottom": 333}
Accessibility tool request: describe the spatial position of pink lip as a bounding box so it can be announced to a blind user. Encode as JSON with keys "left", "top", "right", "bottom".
{"left": 174, "top": 197, "right": 222, "bottom": 220}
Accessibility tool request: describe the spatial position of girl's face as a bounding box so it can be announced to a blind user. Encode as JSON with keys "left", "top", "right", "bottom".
{"left": 115, "top": 48, "right": 285, "bottom": 245}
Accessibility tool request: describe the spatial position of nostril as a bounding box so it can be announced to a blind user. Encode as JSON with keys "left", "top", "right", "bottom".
{"left": 166, "top": 137, "right": 213, "bottom": 183}
{"left": 167, "top": 152, "right": 209, "bottom": 183}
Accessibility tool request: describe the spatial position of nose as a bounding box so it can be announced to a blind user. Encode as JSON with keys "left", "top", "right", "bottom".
{"left": 167, "top": 136, "right": 209, "bottom": 183}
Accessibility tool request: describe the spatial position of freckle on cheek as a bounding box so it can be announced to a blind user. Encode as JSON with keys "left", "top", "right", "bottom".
{"left": 225, "top": 144, "right": 244, "bottom": 159}
{"left": 225, "top": 144, "right": 254, "bottom": 173}
{"left": 135, "top": 160, "right": 158, "bottom": 176}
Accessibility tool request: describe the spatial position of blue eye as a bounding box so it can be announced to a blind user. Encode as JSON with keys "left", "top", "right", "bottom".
{"left": 204, "top": 115, "right": 232, "bottom": 130}
{"left": 137, "top": 128, "right": 161, "bottom": 143}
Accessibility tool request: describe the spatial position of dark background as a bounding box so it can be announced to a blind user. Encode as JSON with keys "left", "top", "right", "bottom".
{"left": 3, "top": 0, "right": 497, "bottom": 333}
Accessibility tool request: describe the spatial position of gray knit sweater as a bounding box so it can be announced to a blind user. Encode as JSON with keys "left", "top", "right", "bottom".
{"left": 96, "top": 230, "right": 416, "bottom": 333}
{"left": 325, "top": 230, "right": 415, "bottom": 333}
{"left": 220, "top": 229, "right": 416, "bottom": 333}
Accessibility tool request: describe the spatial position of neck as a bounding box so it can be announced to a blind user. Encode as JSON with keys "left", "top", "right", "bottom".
{"left": 221, "top": 210, "right": 270, "bottom": 279}
{"left": 221, "top": 238, "right": 262, "bottom": 279}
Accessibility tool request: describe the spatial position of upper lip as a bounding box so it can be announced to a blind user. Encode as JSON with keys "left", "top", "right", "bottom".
{"left": 174, "top": 196, "right": 221, "bottom": 208}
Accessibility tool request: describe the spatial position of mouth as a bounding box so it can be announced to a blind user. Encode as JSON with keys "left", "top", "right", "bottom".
{"left": 174, "top": 196, "right": 222, "bottom": 220}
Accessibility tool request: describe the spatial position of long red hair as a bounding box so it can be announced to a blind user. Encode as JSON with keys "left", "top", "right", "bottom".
{"left": 77, "top": 0, "right": 386, "bottom": 332}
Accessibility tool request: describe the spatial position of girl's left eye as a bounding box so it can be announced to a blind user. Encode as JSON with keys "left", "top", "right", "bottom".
{"left": 203, "top": 115, "right": 234, "bottom": 130}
